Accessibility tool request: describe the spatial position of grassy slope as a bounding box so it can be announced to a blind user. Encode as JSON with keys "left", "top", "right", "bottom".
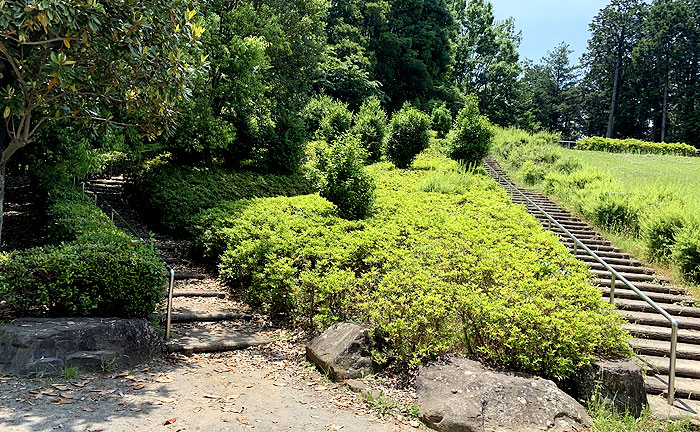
{"left": 562, "top": 149, "right": 700, "bottom": 289}
{"left": 564, "top": 150, "right": 700, "bottom": 205}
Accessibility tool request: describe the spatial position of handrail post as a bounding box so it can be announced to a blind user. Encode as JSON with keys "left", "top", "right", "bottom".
{"left": 610, "top": 273, "right": 617, "bottom": 303}
{"left": 165, "top": 268, "right": 175, "bottom": 340}
{"left": 668, "top": 322, "right": 678, "bottom": 404}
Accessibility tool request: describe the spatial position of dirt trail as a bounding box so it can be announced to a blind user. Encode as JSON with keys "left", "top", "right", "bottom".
{"left": 0, "top": 341, "right": 419, "bottom": 432}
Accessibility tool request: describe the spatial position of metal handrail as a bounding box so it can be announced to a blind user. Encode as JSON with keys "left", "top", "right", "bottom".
{"left": 82, "top": 182, "right": 177, "bottom": 340}
{"left": 484, "top": 161, "right": 679, "bottom": 405}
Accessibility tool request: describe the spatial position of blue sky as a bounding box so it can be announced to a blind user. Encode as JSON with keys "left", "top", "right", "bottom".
{"left": 490, "top": 0, "right": 611, "bottom": 63}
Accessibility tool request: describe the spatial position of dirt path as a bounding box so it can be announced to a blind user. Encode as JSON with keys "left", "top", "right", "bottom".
{"left": 0, "top": 341, "right": 420, "bottom": 432}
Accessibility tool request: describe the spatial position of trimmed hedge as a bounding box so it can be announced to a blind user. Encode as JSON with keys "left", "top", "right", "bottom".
{"left": 576, "top": 137, "right": 698, "bottom": 157}
{"left": 0, "top": 185, "right": 165, "bottom": 317}
{"left": 130, "top": 164, "right": 313, "bottom": 234}
{"left": 195, "top": 152, "right": 630, "bottom": 380}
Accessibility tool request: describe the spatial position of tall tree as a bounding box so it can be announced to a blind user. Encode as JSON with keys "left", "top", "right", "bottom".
{"left": 453, "top": 0, "right": 521, "bottom": 125}
{"left": 0, "top": 0, "right": 202, "bottom": 247}
{"left": 521, "top": 43, "right": 582, "bottom": 139}
{"left": 370, "top": 0, "right": 457, "bottom": 110}
{"left": 581, "top": 0, "right": 647, "bottom": 138}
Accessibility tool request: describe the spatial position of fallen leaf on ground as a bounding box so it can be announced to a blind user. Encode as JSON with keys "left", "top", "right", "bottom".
{"left": 326, "top": 425, "right": 343, "bottom": 431}
{"left": 237, "top": 416, "right": 250, "bottom": 425}
{"left": 162, "top": 418, "right": 177, "bottom": 426}
{"left": 314, "top": 386, "right": 328, "bottom": 392}
{"left": 203, "top": 394, "right": 219, "bottom": 399}
{"left": 52, "top": 384, "right": 69, "bottom": 391}
{"left": 83, "top": 407, "right": 94, "bottom": 412}
{"left": 55, "top": 399, "right": 73, "bottom": 405}
{"left": 226, "top": 394, "right": 241, "bottom": 400}
{"left": 131, "top": 408, "right": 143, "bottom": 412}
{"left": 408, "top": 420, "right": 420, "bottom": 428}
{"left": 273, "top": 382, "right": 288, "bottom": 387}
{"left": 59, "top": 393, "right": 74, "bottom": 399}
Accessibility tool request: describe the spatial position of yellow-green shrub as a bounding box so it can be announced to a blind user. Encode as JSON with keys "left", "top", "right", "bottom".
{"left": 197, "top": 152, "right": 630, "bottom": 380}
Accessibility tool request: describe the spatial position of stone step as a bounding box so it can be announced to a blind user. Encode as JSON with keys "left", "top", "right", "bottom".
{"left": 174, "top": 272, "right": 207, "bottom": 281}
{"left": 623, "top": 324, "right": 700, "bottom": 345}
{"left": 596, "top": 278, "right": 684, "bottom": 295}
{"left": 576, "top": 254, "right": 641, "bottom": 267}
{"left": 588, "top": 261, "right": 654, "bottom": 275}
{"left": 172, "top": 291, "right": 227, "bottom": 299}
{"left": 167, "top": 330, "right": 271, "bottom": 355}
{"left": 620, "top": 310, "right": 700, "bottom": 331}
{"left": 602, "top": 288, "right": 692, "bottom": 306}
{"left": 170, "top": 311, "right": 252, "bottom": 323}
{"left": 638, "top": 355, "right": 700, "bottom": 379}
{"left": 592, "top": 269, "right": 669, "bottom": 284}
{"left": 631, "top": 338, "right": 700, "bottom": 361}
{"left": 645, "top": 374, "right": 700, "bottom": 400}
{"left": 613, "top": 298, "right": 700, "bottom": 319}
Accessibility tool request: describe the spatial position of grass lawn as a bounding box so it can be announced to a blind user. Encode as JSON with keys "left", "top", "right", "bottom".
{"left": 563, "top": 149, "right": 700, "bottom": 205}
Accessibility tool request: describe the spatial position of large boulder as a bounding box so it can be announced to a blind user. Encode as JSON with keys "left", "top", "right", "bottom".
{"left": 417, "top": 357, "right": 591, "bottom": 432}
{"left": 569, "top": 358, "right": 647, "bottom": 417}
{"left": 306, "top": 323, "right": 375, "bottom": 381}
{"left": 0, "top": 318, "right": 164, "bottom": 376}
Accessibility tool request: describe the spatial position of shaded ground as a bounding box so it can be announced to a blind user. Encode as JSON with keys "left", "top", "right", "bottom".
{"left": 0, "top": 338, "right": 420, "bottom": 432}
{"left": 1, "top": 176, "right": 46, "bottom": 251}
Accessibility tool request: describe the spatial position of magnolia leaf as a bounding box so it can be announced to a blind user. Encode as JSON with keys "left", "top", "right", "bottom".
{"left": 2, "top": 106, "right": 9, "bottom": 118}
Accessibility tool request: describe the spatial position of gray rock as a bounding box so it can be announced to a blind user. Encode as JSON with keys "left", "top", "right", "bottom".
{"left": 570, "top": 358, "right": 647, "bottom": 417}
{"left": 306, "top": 323, "right": 375, "bottom": 381}
{"left": 417, "top": 357, "right": 591, "bottom": 432}
{"left": 0, "top": 318, "right": 164, "bottom": 376}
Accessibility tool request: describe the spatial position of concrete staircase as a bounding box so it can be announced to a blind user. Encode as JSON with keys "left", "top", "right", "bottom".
{"left": 485, "top": 158, "right": 700, "bottom": 415}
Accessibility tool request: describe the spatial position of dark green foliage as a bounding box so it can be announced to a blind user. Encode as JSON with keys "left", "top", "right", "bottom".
{"left": 673, "top": 224, "right": 700, "bottom": 284}
{"left": 576, "top": 137, "right": 697, "bottom": 156}
{"left": 352, "top": 97, "right": 388, "bottom": 162}
{"left": 448, "top": 96, "right": 493, "bottom": 166}
{"left": 385, "top": 104, "right": 431, "bottom": 169}
{"left": 305, "top": 135, "right": 376, "bottom": 220}
{"left": 131, "top": 163, "right": 313, "bottom": 233}
{"left": 318, "top": 102, "right": 353, "bottom": 144}
{"left": 431, "top": 103, "right": 452, "bottom": 139}
{"left": 196, "top": 154, "right": 630, "bottom": 378}
{"left": 642, "top": 206, "right": 686, "bottom": 263}
{"left": 0, "top": 185, "right": 165, "bottom": 317}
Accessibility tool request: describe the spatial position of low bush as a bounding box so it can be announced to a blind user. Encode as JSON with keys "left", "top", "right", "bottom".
{"left": 447, "top": 96, "right": 493, "bottom": 166}
{"left": 0, "top": 185, "right": 165, "bottom": 318}
{"left": 352, "top": 97, "right": 388, "bottom": 162}
{"left": 385, "top": 104, "right": 431, "bottom": 169}
{"left": 430, "top": 103, "right": 452, "bottom": 139}
{"left": 315, "top": 99, "right": 353, "bottom": 143}
{"left": 197, "top": 152, "right": 630, "bottom": 380}
{"left": 673, "top": 224, "right": 700, "bottom": 284}
{"left": 304, "top": 135, "right": 376, "bottom": 220}
{"left": 130, "top": 164, "right": 313, "bottom": 233}
{"left": 641, "top": 205, "right": 687, "bottom": 263}
{"left": 576, "top": 137, "right": 697, "bottom": 157}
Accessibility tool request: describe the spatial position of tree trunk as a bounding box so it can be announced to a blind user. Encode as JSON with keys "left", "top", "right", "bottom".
{"left": 607, "top": 44, "right": 623, "bottom": 138}
{"left": 661, "top": 69, "right": 669, "bottom": 142}
{"left": 0, "top": 159, "right": 5, "bottom": 250}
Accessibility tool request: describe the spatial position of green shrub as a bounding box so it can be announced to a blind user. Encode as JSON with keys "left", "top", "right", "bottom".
{"left": 302, "top": 95, "right": 344, "bottom": 137}
{"left": 518, "top": 160, "right": 546, "bottom": 186}
{"left": 385, "top": 103, "right": 431, "bottom": 169}
{"left": 0, "top": 185, "right": 165, "bottom": 318}
{"left": 576, "top": 137, "right": 697, "bottom": 157}
{"left": 448, "top": 96, "right": 493, "bottom": 166}
{"left": 200, "top": 153, "right": 630, "bottom": 379}
{"left": 641, "top": 205, "right": 687, "bottom": 263}
{"left": 673, "top": 224, "right": 700, "bottom": 284}
{"left": 352, "top": 97, "right": 388, "bottom": 162}
{"left": 130, "top": 164, "right": 313, "bottom": 233}
{"left": 430, "top": 103, "right": 452, "bottom": 139}
{"left": 305, "top": 135, "right": 376, "bottom": 219}
{"left": 317, "top": 100, "right": 353, "bottom": 143}
{"left": 0, "top": 238, "right": 164, "bottom": 317}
